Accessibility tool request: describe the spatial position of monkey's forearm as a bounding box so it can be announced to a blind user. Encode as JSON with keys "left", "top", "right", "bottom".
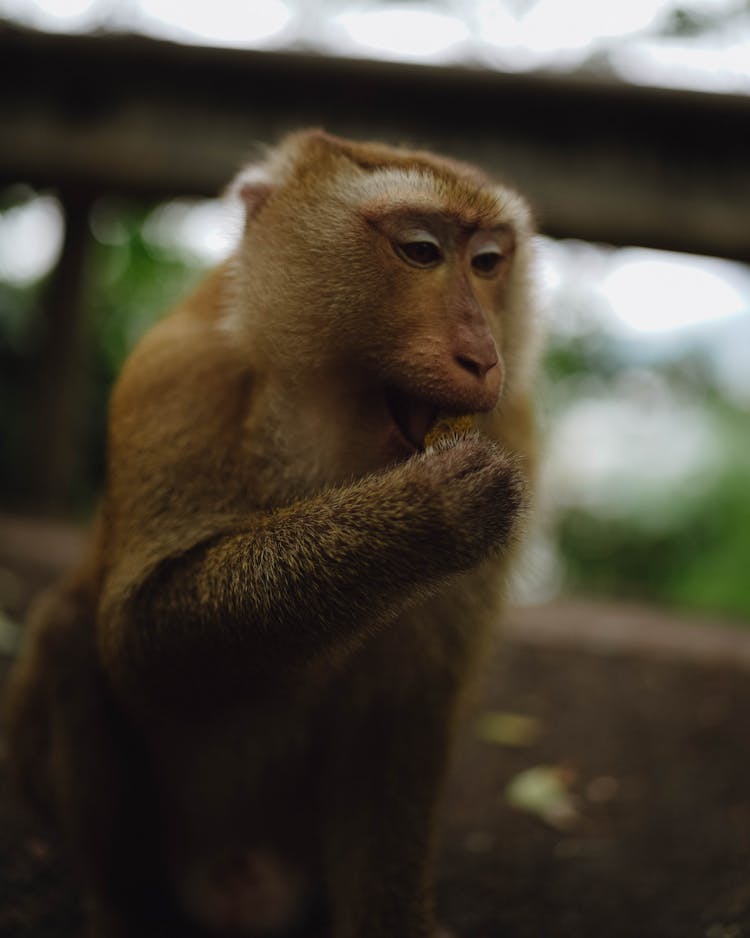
{"left": 103, "top": 441, "right": 524, "bottom": 695}
{"left": 120, "top": 479, "right": 455, "bottom": 674}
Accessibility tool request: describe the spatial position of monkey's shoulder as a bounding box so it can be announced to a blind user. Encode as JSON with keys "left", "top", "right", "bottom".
{"left": 110, "top": 304, "right": 255, "bottom": 457}
{"left": 102, "top": 290, "right": 265, "bottom": 561}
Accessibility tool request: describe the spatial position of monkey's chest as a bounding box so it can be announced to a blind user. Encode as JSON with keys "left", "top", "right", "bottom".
{"left": 153, "top": 579, "right": 491, "bottom": 892}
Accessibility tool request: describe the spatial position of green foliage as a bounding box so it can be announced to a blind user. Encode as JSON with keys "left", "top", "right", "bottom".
{"left": 661, "top": 8, "right": 714, "bottom": 37}
{"left": 544, "top": 331, "right": 750, "bottom": 622}
{"left": 559, "top": 466, "right": 750, "bottom": 620}
{"left": 78, "top": 202, "right": 203, "bottom": 493}
{"left": 544, "top": 334, "right": 622, "bottom": 385}
{"left": 87, "top": 201, "right": 203, "bottom": 378}
{"left": 0, "top": 195, "right": 201, "bottom": 508}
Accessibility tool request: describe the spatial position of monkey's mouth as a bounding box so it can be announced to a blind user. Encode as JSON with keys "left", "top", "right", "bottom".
{"left": 384, "top": 387, "right": 439, "bottom": 452}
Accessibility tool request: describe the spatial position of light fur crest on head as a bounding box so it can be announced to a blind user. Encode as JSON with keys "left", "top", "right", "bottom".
{"left": 348, "top": 166, "right": 448, "bottom": 211}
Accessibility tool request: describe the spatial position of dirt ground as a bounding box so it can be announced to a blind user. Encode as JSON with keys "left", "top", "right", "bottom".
{"left": 1, "top": 516, "right": 749, "bottom": 938}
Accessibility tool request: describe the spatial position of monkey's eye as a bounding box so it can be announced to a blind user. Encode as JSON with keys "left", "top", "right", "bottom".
{"left": 471, "top": 249, "right": 504, "bottom": 277}
{"left": 395, "top": 232, "right": 442, "bottom": 269}
{"left": 401, "top": 241, "right": 441, "bottom": 266}
{"left": 469, "top": 227, "right": 514, "bottom": 278}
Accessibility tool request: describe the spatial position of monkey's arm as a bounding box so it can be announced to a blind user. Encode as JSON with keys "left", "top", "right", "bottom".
{"left": 99, "top": 439, "right": 525, "bottom": 703}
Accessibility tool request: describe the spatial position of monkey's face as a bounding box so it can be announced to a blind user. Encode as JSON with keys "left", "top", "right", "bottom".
{"left": 232, "top": 131, "right": 535, "bottom": 464}
{"left": 352, "top": 207, "right": 517, "bottom": 455}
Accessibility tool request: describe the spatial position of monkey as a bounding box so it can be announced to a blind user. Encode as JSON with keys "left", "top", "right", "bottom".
{"left": 4, "top": 129, "right": 538, "bottom": 938}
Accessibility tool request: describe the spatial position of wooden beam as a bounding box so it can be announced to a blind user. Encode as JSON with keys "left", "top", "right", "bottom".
{"left": 1, "top": 25, "right": 748, "bottom": 259}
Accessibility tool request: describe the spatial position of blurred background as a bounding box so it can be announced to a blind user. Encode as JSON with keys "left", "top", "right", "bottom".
{"left": 0, "top": 0, "right": 748, "bottom": 623}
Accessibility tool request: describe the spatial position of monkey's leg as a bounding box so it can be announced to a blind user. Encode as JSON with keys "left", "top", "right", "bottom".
{"left": 319, "top": 663, "right": 459, "bottom": 938}
{"left": 47, "top": 650, "right": 179, "bottom": 938}
{"left": 6, "top": 590, "right": 177, "bottom": 938}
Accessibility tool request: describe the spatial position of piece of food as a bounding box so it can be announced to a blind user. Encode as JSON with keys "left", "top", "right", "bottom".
{"left": 424, "top": 414, "right": 475, "bottom": 450}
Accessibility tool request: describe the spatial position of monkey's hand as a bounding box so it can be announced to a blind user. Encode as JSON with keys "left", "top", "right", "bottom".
{"left": 416, "top": 432, "right": 528, "bottom": 569}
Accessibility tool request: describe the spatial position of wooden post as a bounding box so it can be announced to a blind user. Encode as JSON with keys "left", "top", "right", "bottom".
{"left": 28, "top": 189, "right": 94, "bottom": 512}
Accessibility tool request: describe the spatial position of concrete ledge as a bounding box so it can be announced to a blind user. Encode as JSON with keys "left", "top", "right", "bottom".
{"left": 507, "top": 599, "right": 750, "bottom": 671}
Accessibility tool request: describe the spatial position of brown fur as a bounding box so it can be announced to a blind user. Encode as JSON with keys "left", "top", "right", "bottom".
{"left": 5, "top": 130, "right": 538, "bottom": 938}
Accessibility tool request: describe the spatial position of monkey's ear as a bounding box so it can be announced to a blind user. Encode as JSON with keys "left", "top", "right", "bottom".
{"left": 228, "top": 164, "right": 274, "bottom": 219}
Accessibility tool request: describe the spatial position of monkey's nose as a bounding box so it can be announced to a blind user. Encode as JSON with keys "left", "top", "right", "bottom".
{"left": 451, "top": 347, "right": 502, "bottom": 410}
{"left": 453, "top": 325, "right": 499, "bottom": 381}
{"left": 455, "top": 350, "right": 498, "bottom": 380}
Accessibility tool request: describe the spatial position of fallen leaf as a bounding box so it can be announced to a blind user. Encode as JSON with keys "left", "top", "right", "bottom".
{"left": 475, "top": 711, "right": 542, "bottom": 748}
{"left": 505, "top": 764, "right": 579, "bottom": 830}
